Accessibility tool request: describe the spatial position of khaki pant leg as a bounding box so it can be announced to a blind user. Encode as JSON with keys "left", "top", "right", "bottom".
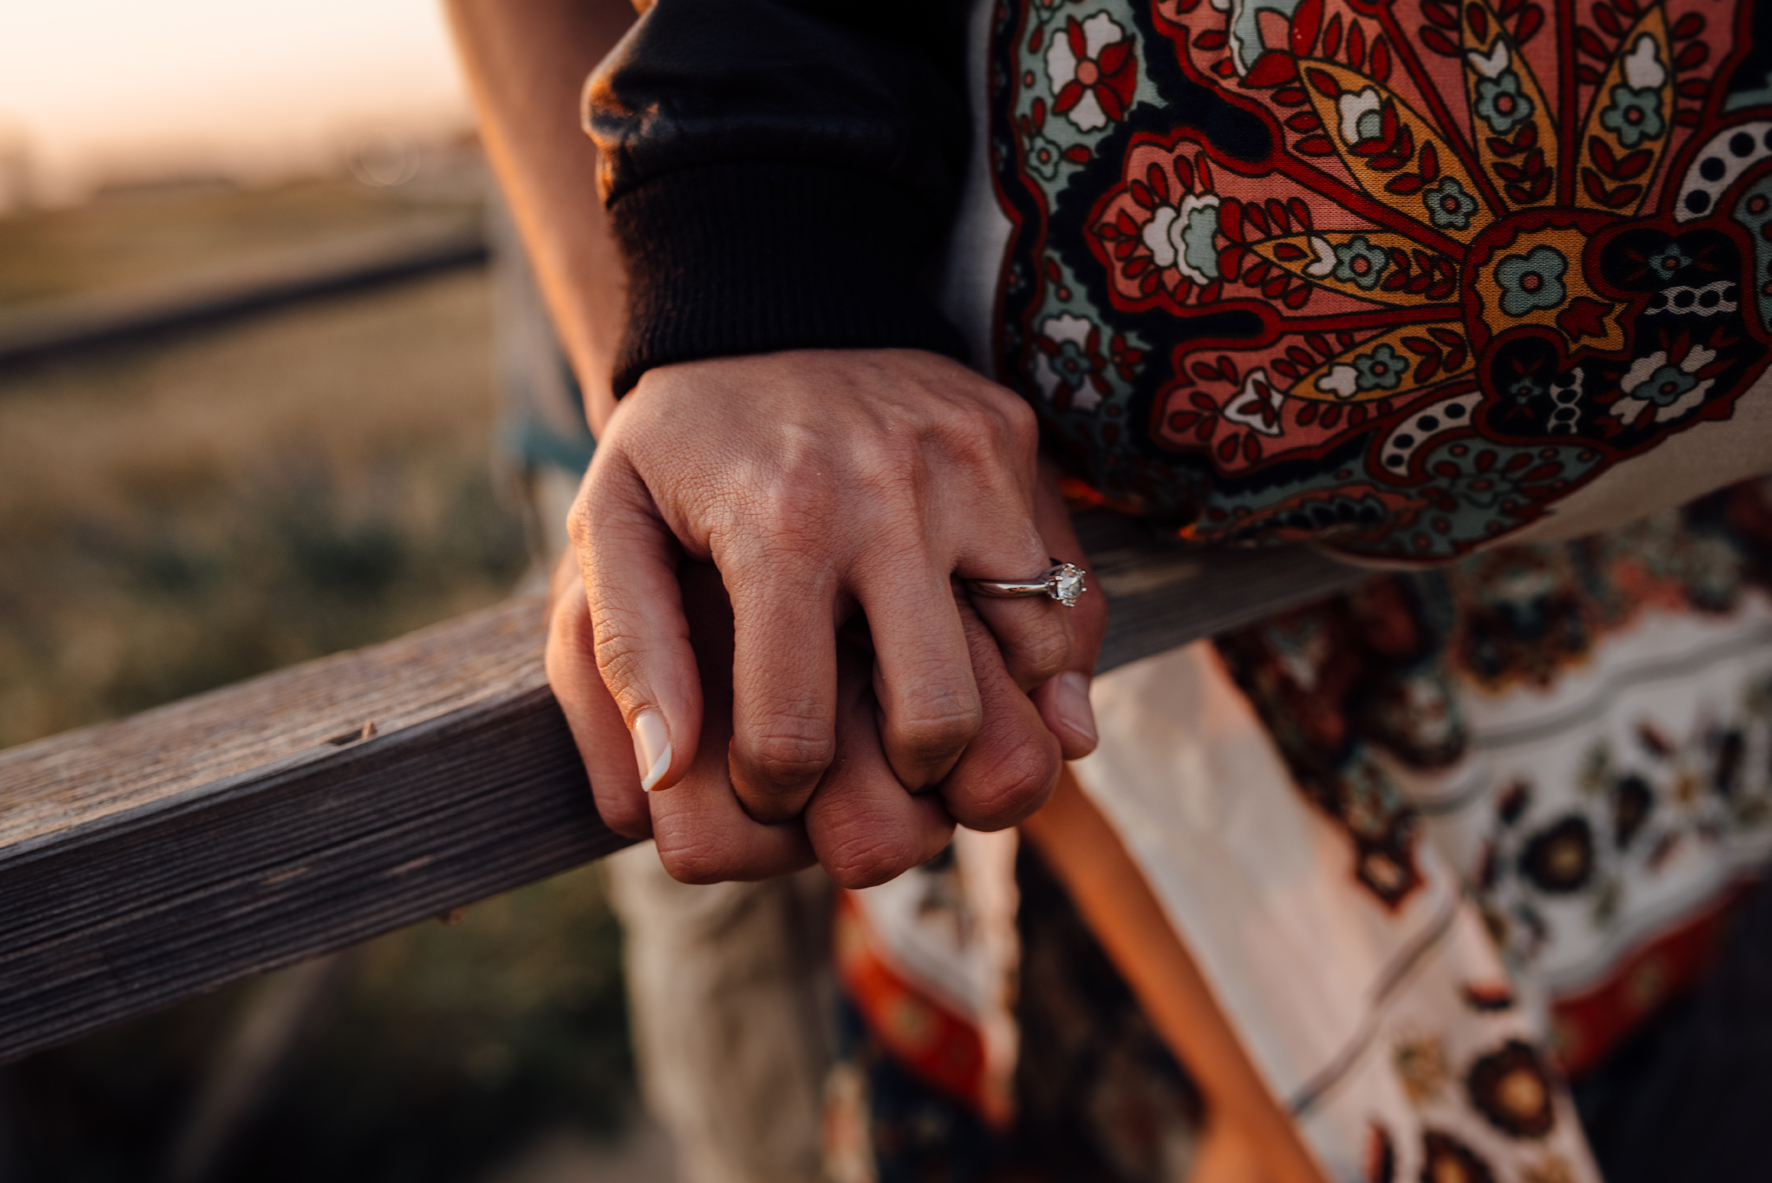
{"left": 607, "top": 844, "right": 835, "bottom": 1183}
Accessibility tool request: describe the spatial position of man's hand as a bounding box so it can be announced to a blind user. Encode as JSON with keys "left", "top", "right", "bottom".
{"left": 546, "top": 456, "right": 1106, "bottom": 886}
{"left": 569, "top": 348, "right": 1077, "bottom": 823}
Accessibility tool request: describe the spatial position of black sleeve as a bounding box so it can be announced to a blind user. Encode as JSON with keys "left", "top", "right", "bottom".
{"left": 583, "top": 0, "right": 972, "bottom": 394}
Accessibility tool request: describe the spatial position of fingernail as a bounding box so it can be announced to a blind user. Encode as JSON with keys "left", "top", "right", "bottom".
{"left": 1053, "top": 672, "right": 1097, "bottom": 747}
{"left": 632, "top": 710, "right": 672, "bottom": 792}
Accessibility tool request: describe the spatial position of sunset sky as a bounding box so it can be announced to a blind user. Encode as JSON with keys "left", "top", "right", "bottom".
{"left": 0, "top": 0, "right": 469, "bottom": 202}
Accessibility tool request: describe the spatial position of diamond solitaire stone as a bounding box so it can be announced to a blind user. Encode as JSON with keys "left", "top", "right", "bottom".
{"left": 1048, "top": 563, "right": 1086, "bottom": 607}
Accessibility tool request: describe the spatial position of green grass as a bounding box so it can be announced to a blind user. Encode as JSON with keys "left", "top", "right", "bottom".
{"left": 0, "top": 269, "right": 528, "bottom": 746}
{"left": 0, "top": 179, "right": 635, "bottom": 1182}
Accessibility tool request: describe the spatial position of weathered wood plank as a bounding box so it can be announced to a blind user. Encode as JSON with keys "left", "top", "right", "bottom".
{"left": 0, "top": 513, "right": 1366, "bottom": 1061}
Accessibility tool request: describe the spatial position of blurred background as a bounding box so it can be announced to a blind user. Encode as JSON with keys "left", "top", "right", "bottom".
{"left": 0, "top": 2, "right": 647, "bottom": 1179}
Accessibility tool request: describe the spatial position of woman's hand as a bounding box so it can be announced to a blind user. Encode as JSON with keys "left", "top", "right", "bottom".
{"left": 568, "top": 347, "right": 1080, "bottom": 823}
{"left": 547, "top": 439, "right": 1108, "bottom": 885}
{"left": 546, "top": 548, "right": 1102, "bottom": 886}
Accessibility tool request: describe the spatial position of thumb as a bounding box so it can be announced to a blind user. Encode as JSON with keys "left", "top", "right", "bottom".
{"left": 571, "top": 448, "right": 704, "bottom": 793}
{"left": 1027, "top": 462, "right": 1104, "bottom": 760}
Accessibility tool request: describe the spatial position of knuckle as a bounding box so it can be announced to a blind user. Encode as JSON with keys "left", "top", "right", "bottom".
{"left": 820, "top": 816, "right": 921, "bottom": 890}
{"left": 743, "top": 727, "right": 837, "bottom": 787}
{"left": 931, "top": 401, "right": 1002, "bottom": 465}
{"left": 890, "top": 702, "right": 983, "bottom": 759}
{"left": 843, "top": 442, "right": 926, "bottom": 516}
{"left": 1014, "top": 625, "right": 1073, "bottom": 683}
{"left": 654, "top": 832, "right": 741, "bottom": 885}
{"left": 827, "top": 837, "right": 916, "bottom": 890}
{"left": 754, "top": 464, "right": 828, "bottom": 519}
{"left": 996, "top": 391, "right": 1039, "bottom": 451}
{"left": 958, "top": 737, "right": 1059, "bottom": 829}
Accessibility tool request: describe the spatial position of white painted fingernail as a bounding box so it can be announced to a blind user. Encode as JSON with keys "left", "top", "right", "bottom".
{"left": 1054, "top": 672, "right": 1097, "bottom": 747}
{"left": 632, "top": 710, "right": 672, "bottom": 792}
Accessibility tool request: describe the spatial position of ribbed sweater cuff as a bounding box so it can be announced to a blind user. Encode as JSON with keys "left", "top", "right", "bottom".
{"left": 607, "top": 161, "right": 968, "bottom": 395}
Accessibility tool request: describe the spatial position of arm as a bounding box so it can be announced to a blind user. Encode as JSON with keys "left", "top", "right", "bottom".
{"left": 585, "top": 0, "right": 972, "bottom": 393}
{"left": 443, "top": 0, "right": 634, "bottom": 434}
{"left": 575, "top": 1, "right": 1097, "bottom": 833}
{"left": 451, "top": 0, "right": 1103, "bottom": 882}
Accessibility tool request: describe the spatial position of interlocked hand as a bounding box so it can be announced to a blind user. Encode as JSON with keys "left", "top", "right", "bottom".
{"left": 546, "top": 349, "right": 1106, "bottom": 883}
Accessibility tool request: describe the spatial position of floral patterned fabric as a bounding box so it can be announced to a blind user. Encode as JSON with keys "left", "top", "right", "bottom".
{"left": 991, "top": 0, "right": 1772, "bottom": 559}
{"left": 834, "top": 482, "right": 1772, "bottom": 1182}
{"left": 1072, "top": 636, "right": 1602, "bottom": 1183}
{"left": 1214, "top": 477, "right": 1772, "bottom": 1078}
{"left": 828, "top": 843, "right": 1205, "bottom": 1183}
{"left": 828, "top": 3, "right": 1772, "bottom": 1179}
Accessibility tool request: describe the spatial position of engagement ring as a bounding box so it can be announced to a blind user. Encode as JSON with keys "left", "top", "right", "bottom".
{"left": 968, "top": 560, "right": 1086, "bottom": 608}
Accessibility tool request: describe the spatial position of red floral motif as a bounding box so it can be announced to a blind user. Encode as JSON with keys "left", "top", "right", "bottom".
{"left": 1001, "top": 0, "right": 1772, "bottom": 559}
{"left": 1052, "top": 15, "right": 1138, "bottom": 127}
{"left": 1032, "top": 313, "right": 1112, "bottom": 413}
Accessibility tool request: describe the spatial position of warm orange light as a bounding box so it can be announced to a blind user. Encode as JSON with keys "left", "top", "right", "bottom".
{"left": 0, "top": 0, "right": 469, "bottom": 204}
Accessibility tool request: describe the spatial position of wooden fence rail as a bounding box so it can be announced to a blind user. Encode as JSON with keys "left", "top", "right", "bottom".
{"left": 0, "top": 511, "right": 1364, "bottom": 1063}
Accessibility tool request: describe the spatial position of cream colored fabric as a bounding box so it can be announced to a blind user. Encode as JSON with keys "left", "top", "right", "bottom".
{"left": 1073, "top": 645, "right": 1603, "bottom": 1183}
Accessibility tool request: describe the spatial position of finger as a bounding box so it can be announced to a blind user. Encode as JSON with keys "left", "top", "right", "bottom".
{"left": 722, "top": 555, "right": 841, "bottom": 823}
{"left": 1025, "top": 468, "right": 1104, "bottom": 759}
{"left": 938, "top": 596, "right": 1063, "bottom": 831}
{"left": 958, "top": 502, "right": 1075, "bottom": 692}
{"left": 648, "top": 562, "right": 817, "bottom": 882}
{"left": 966, "top": 574, "right": 1077, "bottom": 691}
{"left": 545, "top": 562, "right": 652, "bottom": 840}
{"left": 850, "top": 550, "right": 981, "bottom": 791}
{"left": 805, "top": 644, "right": 956, "bottom": 889}
{"left": 574, "top": 449, "right": 702, "bottom": 794}
{"left": 648, "top": 738, "right": 818, "bottom": 881}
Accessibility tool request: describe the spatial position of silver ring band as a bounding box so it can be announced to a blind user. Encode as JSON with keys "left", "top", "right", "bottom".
{"left": 968, "top": 560, "right": 1086, "bottom": 608}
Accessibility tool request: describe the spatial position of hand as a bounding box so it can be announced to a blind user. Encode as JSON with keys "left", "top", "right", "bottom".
{"left": 548, "top": 553, "right": 950, "bottom": 884}
{"left": 569, "top": 348, "right": 1077, "bottom": 823}
{"left": 546, "top": 458, "right": 1107, "bottom": 885}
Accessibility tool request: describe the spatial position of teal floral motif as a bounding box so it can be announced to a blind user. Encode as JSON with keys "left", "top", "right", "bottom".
{"left": 1422, "top": 176, "right": 1478, "bottom": 230}
{"left": 1610, "top": 347, "right": 1715, "bottom": 423}
{"left": 1626, "top": 363, "right": 1698, "bottom": 406}
{"left": 1646, "top": 242, "right": 1693, "bottom": 280}
{"left": 1143, "top": 194, "right": 1223, "bottom": 283}
{"left": 1333, "top": 235, "right": 1390, "bottom": 290}
{"left": 1025, "top": 131, "right": 1063, "bottom": 180}
{"left": 1495, "top": 246, "right": 1567, "bottom": 315}
{"left": 1599, "top": 84, "right": 1664, "bottom": 147}
{"left": 1353, "top": 344, "right": 1409, "bottom": 391}
{"left": 1506, "top": 375, "right": 1546, "bottom": 402}
{"left": 1442, "top": 460, "right": 1524, "bottom": 509}
{"left": 1177, "top": 199, "right": 1220, "bottom": 283}
{"left": 1474, "top": 70, "right": 1534, "bottom": 135}
{"left": 1337, "top": 87, "right": 1386, "bottom": 146}
{"left": 1050, "top": 338, "right": 1098, "bottom": 388}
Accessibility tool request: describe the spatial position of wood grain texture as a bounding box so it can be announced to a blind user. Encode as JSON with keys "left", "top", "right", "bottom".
{"left": 1078, "top": 511, "right": 1371, "bottom": 673}
{"left": 0, "top": 514, "right": 1366, "bottom": 1061}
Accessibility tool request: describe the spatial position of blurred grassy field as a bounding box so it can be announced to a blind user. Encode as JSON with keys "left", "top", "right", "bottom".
{"left": 0, "top": 175, "right": 637, "bottom": 1182}
{"left": 0, "top": 175, "right": 479, "bottom": 309}
{"left": 0, "top": 268, "right": 529, "bottom": 745}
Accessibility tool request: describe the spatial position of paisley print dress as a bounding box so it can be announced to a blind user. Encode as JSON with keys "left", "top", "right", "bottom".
{"left": 993, "top": 0, "right": 1772, "bottom": 559}
{"left": 828, "top": 3, "right": 1772, "bottom": 1181}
